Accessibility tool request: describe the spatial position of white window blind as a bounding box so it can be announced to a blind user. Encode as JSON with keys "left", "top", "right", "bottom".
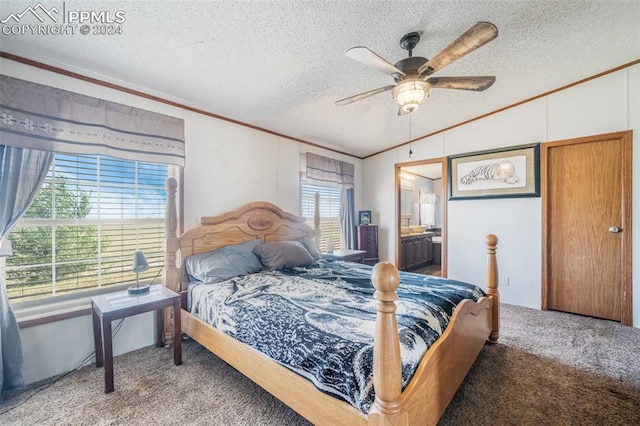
{"left": 4, "top": 153, "right": 173, "bottom": 303}
{"left": 301, "top": 180, "right": 342, "bottom": 252}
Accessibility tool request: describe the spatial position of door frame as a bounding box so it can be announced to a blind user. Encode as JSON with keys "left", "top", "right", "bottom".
{"left": 541, "top": 130, "right": 633, "bottom": 325}
{"left": 395, "top": 157, "right": 448, "bottom": 277}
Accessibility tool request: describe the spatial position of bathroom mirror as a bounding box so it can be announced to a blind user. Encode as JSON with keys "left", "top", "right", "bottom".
{"left": 400, "top": 187, "right": 413, "bottom": 218}
{"left": 397, "top": 160, "right": 446, "bottom": 278}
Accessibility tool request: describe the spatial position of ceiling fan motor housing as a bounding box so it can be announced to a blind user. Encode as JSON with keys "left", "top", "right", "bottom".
{"left": 394, "top": 56, "right": 428, "bottom": 79}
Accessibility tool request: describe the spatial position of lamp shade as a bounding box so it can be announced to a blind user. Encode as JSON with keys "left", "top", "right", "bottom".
{"left": 0, "top": 238, "right": 13, "bottom": 257}
{"left": 132, "top": 251, "right": 149, "bottom": 273}
{"left": 392, "top": 80, "right": 431, "bottom": 113}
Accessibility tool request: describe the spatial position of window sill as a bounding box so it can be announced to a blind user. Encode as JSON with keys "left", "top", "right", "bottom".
{"left": 14, "top": 284, "right": 131, "bottom": 329}
{"left": 16, "top": 298, "right": 92, "bottom": 328}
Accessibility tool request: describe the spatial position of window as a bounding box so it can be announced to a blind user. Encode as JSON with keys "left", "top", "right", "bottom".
{"left": 301, "top": 180, "right": 342, "bottom": 252}
{"left": 3, "top": 153, "right": 176, "bottom": 303}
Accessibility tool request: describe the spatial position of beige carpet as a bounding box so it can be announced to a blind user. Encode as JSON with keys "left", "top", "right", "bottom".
{"left": 1, "top": 304, "right": 639, "bottom": 425}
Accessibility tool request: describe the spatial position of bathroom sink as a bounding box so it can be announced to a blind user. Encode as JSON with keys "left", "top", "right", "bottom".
{"left": 410, "top": 225, "right": 427, "bottom": 234}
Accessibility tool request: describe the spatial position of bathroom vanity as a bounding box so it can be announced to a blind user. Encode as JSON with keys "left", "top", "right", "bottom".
{"left": 400, "top": 231, "right": 435, "bottom": 272}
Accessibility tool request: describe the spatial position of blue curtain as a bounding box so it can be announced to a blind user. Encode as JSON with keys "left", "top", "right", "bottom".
{"left": 341, "top": 188, "right": 355, "bottom": 249}
{"left": 0, "top": 145, "right": 54, "bottom": 401}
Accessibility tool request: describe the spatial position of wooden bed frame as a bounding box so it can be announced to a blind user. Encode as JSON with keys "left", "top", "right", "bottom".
{"left": 163, "top": 177, "right": 499, "bottom": 425}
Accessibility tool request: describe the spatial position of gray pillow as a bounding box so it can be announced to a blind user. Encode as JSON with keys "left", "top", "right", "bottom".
{"left": 298, "top": 236, "right": 321, "bottom": 260}
{"left": 253, "top": 240, "right": 315, "bottom": 270}
{"left": 185, "top": 239, "right": 263, "bottom": 283}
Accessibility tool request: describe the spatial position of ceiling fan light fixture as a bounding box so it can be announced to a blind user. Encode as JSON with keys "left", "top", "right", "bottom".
{"left": 393, "top": 80, "right": 430, "bottom": 113}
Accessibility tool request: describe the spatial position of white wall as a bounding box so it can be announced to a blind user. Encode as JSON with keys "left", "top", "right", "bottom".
{"left": 20, "top": 312, "right": 154, "bottom": 385}
{"left": 1, "top": 58, "right": 362, "bottom": 384}
{"left": 364, "top": 64, "right": 640, "bottom": 328}
{"left": 362, "top": 149, "right": 397, "bottom": 264}
{"left": 182, "top": 112, "right": 363, "bottom": 231}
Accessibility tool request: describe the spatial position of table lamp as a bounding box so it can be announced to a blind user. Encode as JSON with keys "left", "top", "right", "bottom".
{"left": 129, "top": 250, "right": 150, "bottom": 295}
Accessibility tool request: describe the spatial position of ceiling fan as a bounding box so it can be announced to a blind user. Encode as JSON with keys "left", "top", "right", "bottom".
{"left": 335, "top": 22, "right": 498, "bottom": 116}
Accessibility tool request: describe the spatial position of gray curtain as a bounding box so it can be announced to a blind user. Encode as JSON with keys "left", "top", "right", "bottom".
{"left": 0, "top": 145, "right": 54, "bottom": 401}
{"left": 0, "top": 75, "right": 185, "bottom": 166}
{"left": 305, "top": 152, "right": 354, "bottom": 189}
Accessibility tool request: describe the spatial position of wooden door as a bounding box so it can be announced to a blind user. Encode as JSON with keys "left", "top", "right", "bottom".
{"left": 542, "top": 131, "right": 632, "bottom": 325}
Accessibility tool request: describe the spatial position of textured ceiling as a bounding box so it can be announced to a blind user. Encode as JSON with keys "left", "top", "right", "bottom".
{"left": 1, "top": 1, "right": 639, "bottom": 158}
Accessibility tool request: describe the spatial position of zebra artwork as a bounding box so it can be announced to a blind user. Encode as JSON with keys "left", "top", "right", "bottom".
{"left": 459, "top": 160, "right": 520, "bottom": 185}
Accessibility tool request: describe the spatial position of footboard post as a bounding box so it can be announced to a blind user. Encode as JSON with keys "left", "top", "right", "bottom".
{"left": 164, "top": 177, "right": 180, "bottom": 344}
{"left": 369, "top": 262, "right": 408, "bottom": 426}
{"left": 485, "top": 234, "right": 499, "bottom": 343}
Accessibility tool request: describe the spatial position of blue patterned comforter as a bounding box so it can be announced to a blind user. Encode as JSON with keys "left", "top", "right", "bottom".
{"left": 190, "top": 260, "right": 485, "bottom": 413}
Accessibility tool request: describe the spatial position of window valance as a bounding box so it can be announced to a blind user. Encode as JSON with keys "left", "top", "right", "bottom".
{"left": 304, "top": 152, "right": 354, "bottom": 189}
{"left": 0, "top": 75, "right": 185, "bottom": 166}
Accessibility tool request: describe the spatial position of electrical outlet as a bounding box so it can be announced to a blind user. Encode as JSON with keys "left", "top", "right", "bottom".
{"left": 501, "top": 276, "right": 510, "bottom": 286}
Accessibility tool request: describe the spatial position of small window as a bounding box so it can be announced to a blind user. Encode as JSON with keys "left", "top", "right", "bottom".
{"left": 300, "top": 180, "right": 342, "bottom": 252}
{"left": 3, "top": 153, "right": 176, "bottom": 303}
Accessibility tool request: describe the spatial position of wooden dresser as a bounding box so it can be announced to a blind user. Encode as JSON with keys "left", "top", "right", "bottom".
{"left": 357, "top": 225, "right": 379, "bottom": 266}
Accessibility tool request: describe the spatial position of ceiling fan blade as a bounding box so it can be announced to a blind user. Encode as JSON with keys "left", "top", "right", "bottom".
{"left": 346, "top": 47, "right": 406, "bottom": 78}
{"left": 335, "top": 85, "right": 395, "bottom": 106}
{"left": 418, "top": 22, "right": 498, "bottom": 76}
{"left": 427, "top": 76, "right": 496, "bottom": 91}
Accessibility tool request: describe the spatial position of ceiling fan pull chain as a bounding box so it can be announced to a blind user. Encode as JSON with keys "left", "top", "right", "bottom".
{"left": 409, "top": 114, "right": 413, "bottom": 140}
{"left": 408, "top": 115, "right": 413, "bottom": 158}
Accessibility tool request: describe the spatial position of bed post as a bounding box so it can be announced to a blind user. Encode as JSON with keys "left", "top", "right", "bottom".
{"left": 369, "top": 262, "right": 408, "bottom": 426}
{"left": 164, "top": 177, "right": 179, "bottom": 343}
{"left": 485, "top": 234, "right": 499, "bottom": 343}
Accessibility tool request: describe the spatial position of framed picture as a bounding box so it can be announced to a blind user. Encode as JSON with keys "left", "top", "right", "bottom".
{"left": 448, "top": 143, "right": 540, "bottom": 200}
{"left": 359, "top": 210, "right": 372, "bottom": 225}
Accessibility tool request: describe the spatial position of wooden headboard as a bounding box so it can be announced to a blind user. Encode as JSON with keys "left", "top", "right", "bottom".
{"left": 164, "top": 177, "right": 318, "bottom": 295}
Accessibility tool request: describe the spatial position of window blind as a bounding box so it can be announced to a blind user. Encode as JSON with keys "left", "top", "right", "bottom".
{"left": 301, "top": 181, "right": 342, "bottom": 252}
{"left": 4, "top": 153, "right": 172, "bottom": 303}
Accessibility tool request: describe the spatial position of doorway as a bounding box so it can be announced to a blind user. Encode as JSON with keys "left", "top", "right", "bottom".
{"left": 542, "top": 131, "right": 632, "bottom": 325}
{"left": 395, "top": 158, "right": 447, "bottom": 277}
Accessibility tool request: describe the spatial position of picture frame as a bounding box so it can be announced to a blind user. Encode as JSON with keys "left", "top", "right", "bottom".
{"left": 358, "top": 210, "right": 372, "bottom": 225}
{"left": 448, "top": 143, "right": 540, "bottom": 200}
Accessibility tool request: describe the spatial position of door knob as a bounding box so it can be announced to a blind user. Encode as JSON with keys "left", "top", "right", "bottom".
{"left": 609, "top": 226, "right": 620, "bottom": 233}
